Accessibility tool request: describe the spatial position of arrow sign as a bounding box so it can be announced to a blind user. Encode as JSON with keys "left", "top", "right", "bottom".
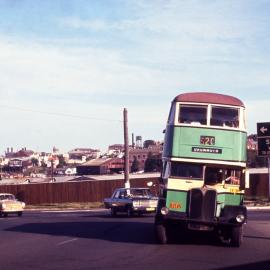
{"left": 257, "top": 122, "right": 270, "bottom": 137}
{"left": 260, "top": 126, "right": 268, "bottom": 134}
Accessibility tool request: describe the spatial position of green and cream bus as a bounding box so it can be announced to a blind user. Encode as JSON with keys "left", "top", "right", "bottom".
{"left": 155, "top": 92, "right": 248, "bottom": 247}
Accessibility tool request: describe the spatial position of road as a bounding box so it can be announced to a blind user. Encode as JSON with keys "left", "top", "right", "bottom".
{"left": 0, "top": 209, "right": 269, "bottom": 270}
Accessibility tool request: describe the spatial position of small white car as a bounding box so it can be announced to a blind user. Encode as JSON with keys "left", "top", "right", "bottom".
{"left": 0, "top": 193, "right": 26, "bottom": 217}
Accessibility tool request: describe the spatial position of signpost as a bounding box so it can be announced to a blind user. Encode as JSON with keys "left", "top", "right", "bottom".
{"left": 257, "top": 122, "right": 270, "bottom": 200}
{"left": 257, "top": 122, "right": 270, "bottom": 156}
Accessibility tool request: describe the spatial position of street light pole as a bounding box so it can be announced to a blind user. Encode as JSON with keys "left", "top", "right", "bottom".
{"left": 123, "top": 108, "right": 130, "bottom": 188}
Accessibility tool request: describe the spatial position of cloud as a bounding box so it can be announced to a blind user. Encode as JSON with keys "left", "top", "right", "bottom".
{"left": 59, "top": 17, "right": 146, "bottom": 32}
{"left": 246, "top": 100, "right": 270, "bottom": 133}
{"left": 58, "top": 0, "right": 256, "bottom": 41}
{"left": 0, "top": 35, "right": 186, "bottom": 109}
{"left": 1, "top": 0, "right": 270, "bottom": 153}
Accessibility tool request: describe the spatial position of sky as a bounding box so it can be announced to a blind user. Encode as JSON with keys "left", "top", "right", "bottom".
{"left": 0, "top": 0, "right": 270, "bottom": 154}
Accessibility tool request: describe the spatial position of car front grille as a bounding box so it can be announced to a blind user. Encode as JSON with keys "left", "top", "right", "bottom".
{"left": 133, "top": 200, "right": 157, "bottom": 208}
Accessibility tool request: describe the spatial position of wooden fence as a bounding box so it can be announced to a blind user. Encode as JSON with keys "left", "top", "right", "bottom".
{"left": 0, "top": 173, "right": 268, "bottom": 205}
{"left": 245, "top": 172, "right": 269, "bottom": 201}
{"left": 0, "top": 177, "right": 160, "bottom": 205}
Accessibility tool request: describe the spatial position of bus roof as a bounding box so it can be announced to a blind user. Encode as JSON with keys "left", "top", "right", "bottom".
{"left": 173, "top": 92, "right": 245, "bottom": 107}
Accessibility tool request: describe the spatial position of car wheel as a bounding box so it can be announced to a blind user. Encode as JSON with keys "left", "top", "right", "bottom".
{"left": 110, "top": 208, "right": 117, "bottom": 217}
{"left": 155, "top": 224, "right": 167, "bottom": 244}
{"left": 18, "top": 212, "right": 23, "bottom": 217}
{"left": 3, "top": 213, "right": 8, "bottom": 217}
{"left": 127, "top": 207, "right": 133, "bottom": 217}
{"left": 230, "top": 226, "right": 243, "bottom": 247}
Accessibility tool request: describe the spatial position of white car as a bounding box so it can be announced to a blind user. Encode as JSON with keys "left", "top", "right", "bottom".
{"left": 0, "top": 193, "right": 26, "bottom": 217}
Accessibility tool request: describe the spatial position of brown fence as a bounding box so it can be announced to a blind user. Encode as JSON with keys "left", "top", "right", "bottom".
{"left": 245, "top": 173, "right": 270, "bottom": 201}
{"left": 0, "top": 173, "right": 269, "bottom": 205}
{"left": 0, "top": 177, "right": 160, "bottom": 205}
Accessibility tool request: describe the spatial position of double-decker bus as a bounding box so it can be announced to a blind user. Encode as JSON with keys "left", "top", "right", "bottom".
{"left": 155, "top": 92, "right": 248, "bottom": 247}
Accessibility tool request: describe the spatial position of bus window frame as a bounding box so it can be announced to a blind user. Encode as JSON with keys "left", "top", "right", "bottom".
{"left": 210, "top": 106, "right": 240, "bottom": 128}
{"left": 204, "top": 165, "right": 243, "bottom": 186}
{"left": 178, "top": 104, "right": 208, "bottom": 126}
{"left": 170, "top": 161, "right": 204, "bottom": 180}
{"left": 175, "top": 102, "right": 246, "bottom": 131}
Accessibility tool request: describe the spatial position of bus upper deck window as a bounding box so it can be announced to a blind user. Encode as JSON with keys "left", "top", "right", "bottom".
{"left": 179, "top": 105, "right": 207, "bottom": 125}
{"left": 211, "top": 106, "right": 239, "bottom": 128}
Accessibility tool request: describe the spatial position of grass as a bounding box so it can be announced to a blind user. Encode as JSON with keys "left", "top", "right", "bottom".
{"left": 244, "top": 196, "right": 270, "bottom": 205}
{"left": 25, "top": 202, "right": 104, "bottom": 210}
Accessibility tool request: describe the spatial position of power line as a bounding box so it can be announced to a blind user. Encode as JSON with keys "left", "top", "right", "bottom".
{"left": 0, "top": 104, "right": 123, "bottom": 123}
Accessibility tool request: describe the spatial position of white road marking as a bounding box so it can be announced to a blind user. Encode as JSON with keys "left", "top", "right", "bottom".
{"left": 40, "top": 209, "right": 108, "bottom": 213}
{"left": 57, "top": 238, "right": 78, "bottom": 246}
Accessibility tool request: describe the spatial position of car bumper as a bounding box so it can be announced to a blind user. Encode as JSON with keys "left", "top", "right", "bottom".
{"left": 133, "top": 207, "right": 157, "bottom": 213}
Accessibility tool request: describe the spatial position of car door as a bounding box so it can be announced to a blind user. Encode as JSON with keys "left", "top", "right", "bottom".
{"left": 117, "top": 190, "right": 129, "bottom": 212}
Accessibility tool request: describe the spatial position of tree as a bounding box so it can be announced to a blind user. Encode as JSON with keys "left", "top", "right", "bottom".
{"left": 144, "top": 152, "right": 162, "bottom": 172}
{"left": 57, "top": 155, "right": 67, "bottom": 168}
{"left": 131, "top": 157, "right": 140, "bottom": 173}
{"left": 31, "top": 158, "right": 39, "bottom": 167}
{"left": 143, "top": 140, "right": 156, "bottom": 149}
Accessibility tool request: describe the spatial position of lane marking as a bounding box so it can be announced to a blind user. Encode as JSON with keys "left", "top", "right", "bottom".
{"left": 39, "top": 209, "right": 109, "bottom": 213}
{"left": 57, "top": 238, "right": 78, "bottom": 246}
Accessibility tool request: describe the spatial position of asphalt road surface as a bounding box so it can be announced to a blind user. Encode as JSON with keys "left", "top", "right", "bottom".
{"left": 0, "top": 209, "right": 269, "bottom": 270}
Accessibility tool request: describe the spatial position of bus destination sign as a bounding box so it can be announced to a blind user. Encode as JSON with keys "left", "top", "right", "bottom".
{"left": 192, "top": 147, "right": 222, "bottom": 154}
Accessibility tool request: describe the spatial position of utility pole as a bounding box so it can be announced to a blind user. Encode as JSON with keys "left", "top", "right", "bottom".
{"left": 268, "top": 156, "right": 270, "bottom": 201}
{"left": 51, "top": 158, "right": 54, "bottom": 182}
{"left": 123, "top": 108, "right": 130, "bottom": 188}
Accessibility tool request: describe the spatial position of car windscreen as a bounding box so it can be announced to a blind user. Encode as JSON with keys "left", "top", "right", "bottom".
{"left": 130, "top": 189, "right": 151, "bottom": 197}
{"left": 0, "top": 194, "right": 15, "bottom": 200}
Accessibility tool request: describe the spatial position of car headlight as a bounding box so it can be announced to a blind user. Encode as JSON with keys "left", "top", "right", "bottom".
{"left": 2, "top": 203, "right": 6, "bottom": 210}
{"left": 21, "top": 202, "right": 26, "bottom": 208}
{"left": 132, "top": 200, "right": 140, "bottom": 207}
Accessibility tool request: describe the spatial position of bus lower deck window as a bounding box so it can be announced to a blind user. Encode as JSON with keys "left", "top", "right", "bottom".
{"left": 171, "top": 162, "right": 203, "bottom": 179}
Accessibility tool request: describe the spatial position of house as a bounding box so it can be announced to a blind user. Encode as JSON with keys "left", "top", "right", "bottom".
{"left": 68, "top": 148, "right": 101, "bottom": 164}
{"left": 8, "top": 157, "right": 32, "bottom": 173}
{"left": 129, "top": 144, "right": 162, "bottom": 171}
{"left": 76, "top": 157, "right": 124, "bottom": 175}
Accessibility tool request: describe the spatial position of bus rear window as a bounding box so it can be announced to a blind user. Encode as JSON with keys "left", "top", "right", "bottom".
{"left": 179, "top": 105, "right": 207, "bottom": 125}
{"left": 171, "top": 162, "right": 203, "bottom": 179}
{"left": 210, "top": 106, "right": 239, "bottom": 128}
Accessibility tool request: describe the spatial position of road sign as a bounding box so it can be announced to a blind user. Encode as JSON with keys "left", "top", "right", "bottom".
{"left": 257, "top": 137, "right": 270, "bottom": 156}
{"left": 257, "top": 122, "right": 270, "bottom": 137}
{"left": 257, "top": 122, "right": 270, "bottom": 156}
